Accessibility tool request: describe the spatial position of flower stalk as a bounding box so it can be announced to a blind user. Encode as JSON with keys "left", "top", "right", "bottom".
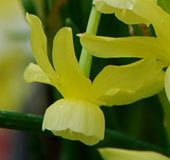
{"left": 0, "top": 110, "right": 169, "bottom": 156}
{"left": 159, "top": 90, "right": 170, "bottom": 145}
{"left": 79, "top": 5, "right": 101, "bottom": 77}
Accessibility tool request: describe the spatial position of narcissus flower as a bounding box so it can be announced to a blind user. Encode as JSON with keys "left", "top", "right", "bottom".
{"left": 80, "top": 0, "right": 170, "bottom": 101}
{"left": 25, "top": 13, "right": 164, "bottom": 145}
{"left": 93, "top": 0, "right": 157, "bottom": 25}
{"left": 0, "top": 0, "right": 30, "bottom": 111}
{"left": 98, "top": 148, "right": 170, "bottom": 160}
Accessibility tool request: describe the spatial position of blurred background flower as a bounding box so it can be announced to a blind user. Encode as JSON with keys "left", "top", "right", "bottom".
{"left": 0, "top": 0, "right": 31, "bottom": 111}
{"left": 0, "top": 0, "right": 33, "bottom": 160}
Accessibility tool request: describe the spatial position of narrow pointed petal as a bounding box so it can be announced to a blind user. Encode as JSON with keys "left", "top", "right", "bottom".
{"left": 24, "top": 63, "right": 53, "bottom": 85}
{"left": 132, "top": 0, "right": 170, "bottom": 54}
{"left": 80, "top": 33, "right": 166, "bottom": 60}
{"left": 98, "top": 148, "right": 170, "bottom": 160}
{"left": 26, "top": 14, "right": 58, "bottom": 86}
{"left": 52, "top": 27, "right": 91, "bottom": 98}
{"left": 165, "top": 66, "right": 170, "bottom": 102}
{"left": 88, "top": 58, "right": 165, "bottom": 106}
{"left": 94, "top": 0, "right": 170, "bottom": 59}
{"left": 42, "top": 98, "right": 105, "bottom": 145}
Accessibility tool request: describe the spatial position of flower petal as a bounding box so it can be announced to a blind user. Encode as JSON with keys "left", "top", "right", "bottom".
{"left": 98, "top": 148, "right": 170, "bottom": 160}
{"left": 94, "top": 0, "right": 170, "bottom": 61}
{"left": 26, "top": 13, "right": 59, "bottom": 86}
{"left": 94, "top": 0, "right": 137, "bottom": 10}
{"left": 52, "top": 27, "right": 91, "bottom": 98}
{"left": 165, "top": 66, "right": 170, "bottom": 102}
{"left": 24, "top": 63, "right": 53, "bottom": 85}
{"left": 80, "top": 33, "right": 166, "bottom": 60}
{"left": 42, "top": 98, "right": 105, "bottom": 145}
{"left": 87, "top": 58, "right": 165, "bottom": 106}
{"left": 114, "top": 9, "right": 149, "bottom": 25}
{"left": 93, "top": 0, "right": 157, "bottom": 25}
{"left": 132, "top": 0, "right": 170, "bottom": 55}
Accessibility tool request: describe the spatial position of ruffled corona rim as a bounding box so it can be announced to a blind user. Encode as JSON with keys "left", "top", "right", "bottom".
{"left": 42, "top": 98, "right": 105, "bottom": 145}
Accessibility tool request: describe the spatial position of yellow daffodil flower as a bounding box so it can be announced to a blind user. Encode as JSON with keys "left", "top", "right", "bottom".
{"left": 93, "top": 0, "right": 157, "bottom": 25}
{"left": 98, "top": 148, "right": 170, "bottom": 160}
{"left": 80, "top": 0, "right": 170, "bottom": 101}
{"left": 0, "top": 0, "right": 30, "bottom": 111}
{"left": 24, "top": 13, "right": 165, "bottom": 145}
{"left": 0, "top": 51, "right": 29, "bottom": 111}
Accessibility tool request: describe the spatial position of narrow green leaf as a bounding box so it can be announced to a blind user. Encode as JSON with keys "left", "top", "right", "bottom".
{"left": 0, "top": 110, "right": 169, "bottom": 156}
{"left": 96, "top": 129, "right": 170, "bottom": 157}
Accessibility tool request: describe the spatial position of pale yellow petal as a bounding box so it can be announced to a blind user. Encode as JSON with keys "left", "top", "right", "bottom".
{"left": 26, "top": 13, "right": 58, "bottom": 86}
{"left": 94, "top": 1, "right": 118, "bottom": 14}
{"left": 42, "top": 98, "right": 105, "bottom": 145}
{"left": 80, "top": 33, "right": 167, "bottom": 60}
{"left": 98, "top": 148, "right": 170, "bottom": 160}
{"left": 95, "top": 0, "right": 170, "bottom": 58}
{"left": 165, "top": 65, "right": 170, "bottom": 102}
{"left": 115, "top": 8, "right": 149, "bottom": 25}
{"left": 94, "top": 0, "right": 137, "bottom": 10}
{"left": 93, "top": 0, "right": 157, "bottom": 25}
{"left": 52, "top": 27, "right": 91, "bottom": 98}
{"left": 93, "top": 0, "right": 157, "bottom": 12}
{"left": 132, "top": 0, "right": 170, "bottom": 54}
{"left": 24, "top": 63, "right": 53, "bottom": 85}
{"left": 87, "top": 58, "right": 166, "bottom": 106}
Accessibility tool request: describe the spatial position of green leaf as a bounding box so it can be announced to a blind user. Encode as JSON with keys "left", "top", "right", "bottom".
{"left": 158, "top": 0, "right": 170, "bottom": 14}
{"left": 0, "top": 110, "right": 169, "bottom": 156}
{"left": 96, "top": 129, "right": 170, "bottom": 157}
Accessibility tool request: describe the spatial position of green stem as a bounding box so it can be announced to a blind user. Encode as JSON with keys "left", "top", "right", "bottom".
{"left": 0, "top": 111, "right": 44, "bottom": 133}
{"left": 158, "top": 0, "right": 170, "bottom": 146}
{"left": 159, "top": 90, "right": 170, "bottom": 143}
{"left": 79, "top": 6, "right": 101, "bottom": 77}
{"left": 0, "top": 110, "right": 169, "bottom": 156}
{"left": 101, "top": 129, "right": 170, "bottom": 156}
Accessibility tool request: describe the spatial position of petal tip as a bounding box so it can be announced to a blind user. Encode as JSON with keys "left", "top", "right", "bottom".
{"left": 76, "top": 33, "right": 82, "bottom": 37}
{"left": 25, "top": 12, "right": 32, "bottom": 22}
